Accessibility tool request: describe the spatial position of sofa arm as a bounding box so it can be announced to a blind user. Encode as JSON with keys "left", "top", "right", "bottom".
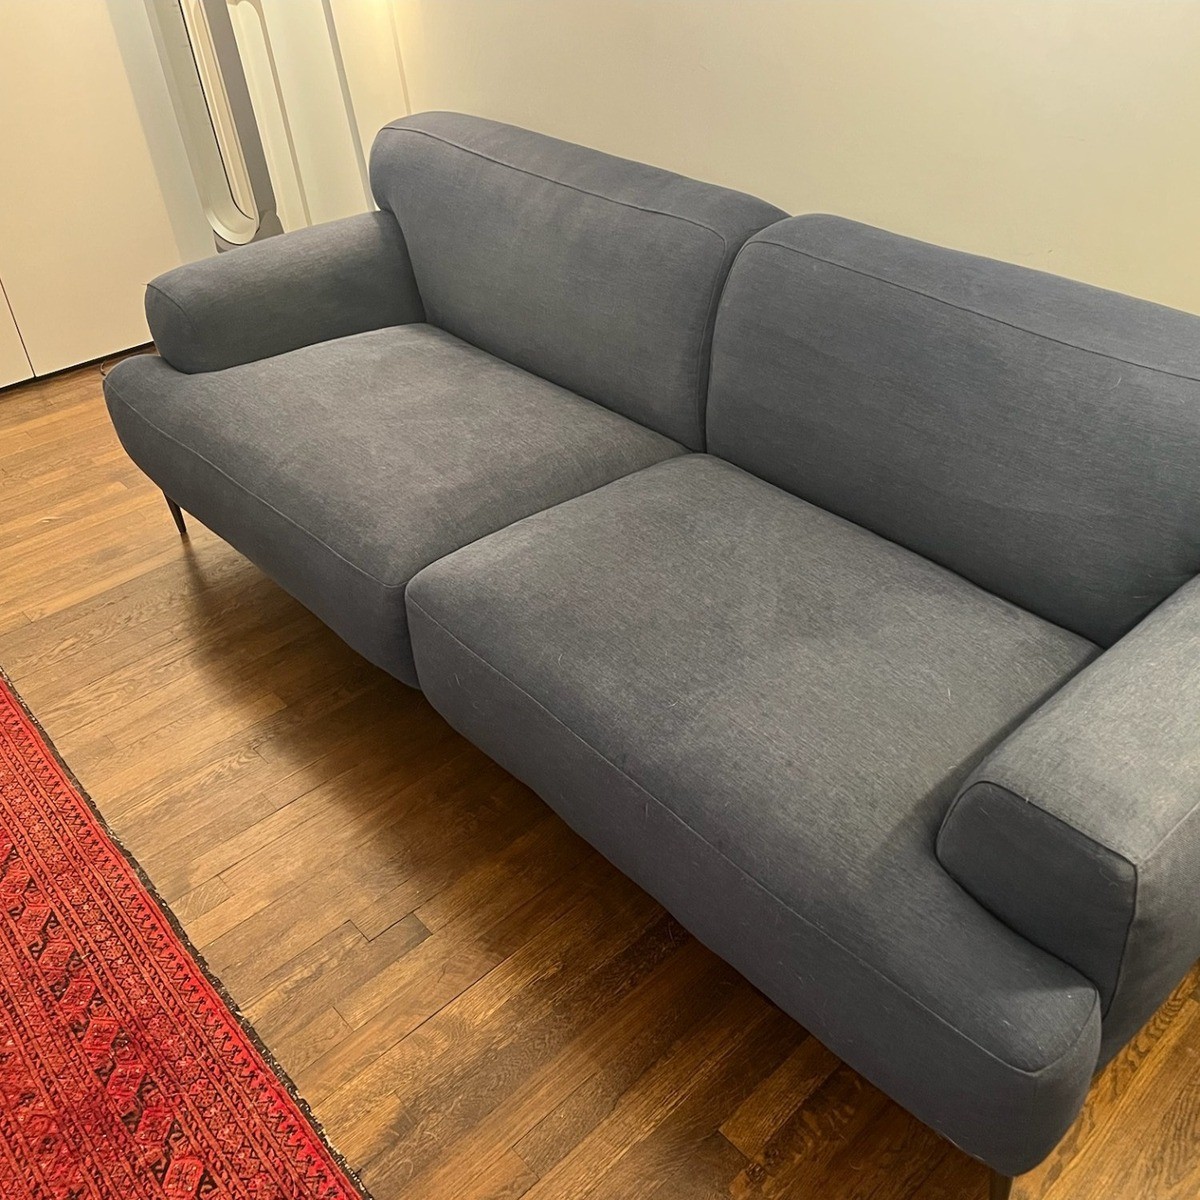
{"left": 938, "top": 575, "right": 1200, "bottom": 1058}
{"left": 146, "top": 211, "right": 424, "bottom": 373}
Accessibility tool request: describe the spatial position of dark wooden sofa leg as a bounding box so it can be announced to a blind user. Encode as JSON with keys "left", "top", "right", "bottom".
{"left": 989, "top": 1171, "right": 1014, "bottom": 1199}
{"left": 163, "top": 492, "right": 188, "bottom": 538}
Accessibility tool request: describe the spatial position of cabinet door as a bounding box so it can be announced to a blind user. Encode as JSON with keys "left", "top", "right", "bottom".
{"left": 0, "top": 283, "right": 32, "bottom": 390}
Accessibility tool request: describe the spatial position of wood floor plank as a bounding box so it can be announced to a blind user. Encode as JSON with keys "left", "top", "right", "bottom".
{"left": 1, "top": 364, "right": 1196, "bottom": 1199}
{"left": 719, "top": 1035, "right": 842, "bottom": 1161}
{"left": 512, "top": 941, "right": 737, "bottom": 1178}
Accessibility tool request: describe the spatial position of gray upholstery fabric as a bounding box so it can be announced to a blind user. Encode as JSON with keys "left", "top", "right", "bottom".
{"left": 708, "top": 214, "right": 1200, "bottom": 646}
{"left": 369, "top": 112, "right": 786, "bottom": 449}
{"left": 939, "top": 574, "right": 1200, "bottom": 1062}
{"left": 406, "top": 454, "right": 1101, "bottom": 1175}
{"left": 103, "top": 325, "right": 684, "bottom": 684}
{"left": 146, "top": 212, "right": 424, "bottom": 373}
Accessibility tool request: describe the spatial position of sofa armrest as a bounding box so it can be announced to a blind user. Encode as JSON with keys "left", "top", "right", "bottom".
{"left": 146, "top": 211, "right": 424, "bottom": 373}
{"left": 937, "top": 576, "right": 1200, "bottom": 1058}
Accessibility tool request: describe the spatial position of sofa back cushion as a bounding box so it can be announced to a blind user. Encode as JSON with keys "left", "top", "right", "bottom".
{"left": 707, "top": 214, "right": 1200, "bottom": 646}
{"left": 369, "top": 112, "right": 785, "bottom": 449}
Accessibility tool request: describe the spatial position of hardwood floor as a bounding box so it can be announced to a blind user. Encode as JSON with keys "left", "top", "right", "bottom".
{"left": 2, "top": 362, "right": 1197, "bottom": 1199}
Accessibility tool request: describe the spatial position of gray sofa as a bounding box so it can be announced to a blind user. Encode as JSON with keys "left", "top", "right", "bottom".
{"left": 103, "top": 112, "right": 1200, "bottom": 1193}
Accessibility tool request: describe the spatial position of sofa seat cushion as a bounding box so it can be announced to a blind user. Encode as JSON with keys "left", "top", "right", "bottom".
{"left": 406, "top": 454, "right": 1103, "bottom": 1174}
{"left": 103, "top": 324, "right": 684, "bottom": 684}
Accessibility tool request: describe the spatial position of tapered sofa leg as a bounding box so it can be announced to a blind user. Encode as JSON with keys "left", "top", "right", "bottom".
{"left": 163, "top": 492, "right": 188, "bottom": 538}
{"left": 989, "top": 1171, "right": 1014, "bottom": 1199}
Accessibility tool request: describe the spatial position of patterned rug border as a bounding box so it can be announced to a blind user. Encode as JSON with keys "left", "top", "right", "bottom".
{"left": 0, "top": 663, "right": 376, "bottom": 1200}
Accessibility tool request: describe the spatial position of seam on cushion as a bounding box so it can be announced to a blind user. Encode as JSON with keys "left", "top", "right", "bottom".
{"left": 1102, "top": 790, "right": 1200, "bottom": 1026}
{"left": 690, "top": 252, "right": 734, "bottom": 449}
{"left": 105, "top": 378, "right": 408, "bottom": 592}
{"left": 145, "top": 282, "right": 200, "bottom": 363}
{"left": 1143, "top": 783, "right": 1200, "bottom": 862}
{"left": 379, "top": 125, "right": 733, "bottom": 248}
{"left": 408, "top": 594, "right": 1102, "bottom": 1080}
{"left": 745, "top": 238, "right": 1200, "bottom": 385}
{"left": 940, "top": 779, "right": 1139, "bottom": 1022}
{"left": 706, "top": 233, "right": 777, "bottom": 445}
{"left": 1107, "top": 857, "right": 1140, "bottom": 1027}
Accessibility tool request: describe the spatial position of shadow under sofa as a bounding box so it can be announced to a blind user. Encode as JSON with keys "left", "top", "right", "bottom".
{"left": 103, "top": 112, "right": 1200, "bottom": 1198}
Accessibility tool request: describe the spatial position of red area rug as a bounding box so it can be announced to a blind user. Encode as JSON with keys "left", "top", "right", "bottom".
{"left": 0, "top": 670, "right": 369, "bottom": 1200}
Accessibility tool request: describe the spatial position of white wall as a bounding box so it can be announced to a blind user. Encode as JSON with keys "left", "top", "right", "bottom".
{"left": 0, "top": 1, "right": 408, "bottom": 377}
{"left": 226, "top": 1, "right": 408, "bottom": 231}
{"left": 392, "top": 0, "right": 1200, "bottom": 313}
{"left": 243, "top": 0, "right": 373, "bottom": 227}
{"left": 331, "top": 0, "right": 410, "bottom": 165}
{"left": 0, "top": 283, "right": 32, "bottom": 389}
{"left": 0, "top": 1, "right": 212, "bottom": 375}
